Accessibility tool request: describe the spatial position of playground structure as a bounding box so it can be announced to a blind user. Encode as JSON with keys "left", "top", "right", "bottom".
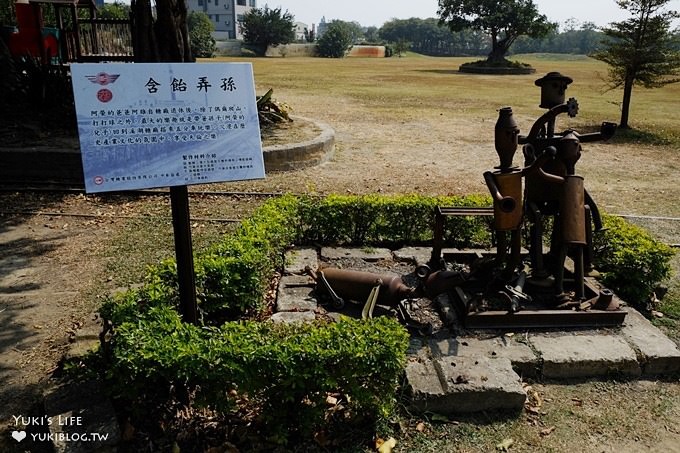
{"left": 3, "top": 0, "right": 133, "bottom": 64}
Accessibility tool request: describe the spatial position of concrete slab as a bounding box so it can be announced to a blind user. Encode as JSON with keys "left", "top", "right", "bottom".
{"left": 393, "top": 247, "right": 431, "bottom": 265}
{"left": 407, "top": 356, "right": 526, "bottom": 414}
{"left": 530, "top": 334, "right": 641, "bottom": 379}
{"left": 284, "top": 247, "right": 318, "bottom": 275}
{"left": 276, "top": 275, "right": 317, "bottom": 312}
{"left": 430, "top": 336, "right": 539, "bottom": 378}
{"left": 321, "top": 247, "right": 392, "bottom": 262}
{"left": 405, "top": 358, "right": 446, "bottom": 412}
{"left": 620, "top": 307, "right": 680, "bottom": 375}
{"left": 407, "top": 337, "right": 430, "bottom": 360}
{"left": 271, "top": 311, "right": 316, "bottom": 324}
{"left": 64, "top": 313, "right": 103, "bottom": 362}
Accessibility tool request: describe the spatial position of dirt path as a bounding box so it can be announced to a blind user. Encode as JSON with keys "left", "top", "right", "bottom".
{"left": 0, "top": 195, "right": 124, "bottom": 450}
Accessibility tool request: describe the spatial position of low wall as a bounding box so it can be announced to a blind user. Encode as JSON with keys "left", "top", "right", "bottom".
{"left": 0, "top": 118, "right": 335, "bottom": 187}
{"left": 459, "top": 65, "right": 536, "bottom": 75}
{"left": 215, "top": 40, "right": 243, "bottom": 57}
{"left": 265, "top": 43, "right": 316, "bottom": 57}
{"left": 347, "top": 45, "right": 386, "bottom": 58}
{"left": 262, "top": 117, "right": 335, "bottom": 172}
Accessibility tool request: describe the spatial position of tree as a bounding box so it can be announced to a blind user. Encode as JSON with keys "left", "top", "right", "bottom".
{"left": 393, "top": 38, "right": 410, "bottom": 57}
{"left": 591, "top": 0, "right": 680, "bottom": 129}
{"left": 316, "top": 20, "right": 354, "bottom": 58}
{"left": 240, "top": 6, "right": 295, "bottom": 56}
{"left": 188, "top": 11, "right": 216, "bottom": 58}
{"left": 0, "top": 0, "right": 14, "bottom": 26}
{"left": 98, "top": 1, "right": 130, "bottom": 20}
{"left": 131, "top": 0, "right": 192, "bottom": 62}
{"left": 437, "top": 0, "right": 555, "bottom": 64}
{"left": 512, "top": 21, "right": 603, "bottom": 55}
{"left": 364, "top": 26, "right": 380, "bottom": 43}
{"left": 341, "top": 20, "right": 365, "bottom": 43}
{"left": 379, "top": 17, "right": 485, "bottom": 56}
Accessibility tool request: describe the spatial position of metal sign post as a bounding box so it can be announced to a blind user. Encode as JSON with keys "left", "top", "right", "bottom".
{"left": 170, "top": 185, "right": 198, "bottom": 323}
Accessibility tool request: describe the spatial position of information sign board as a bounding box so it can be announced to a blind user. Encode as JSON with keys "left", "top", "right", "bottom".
{"left": 70, "top": 62, "right": 265, "bottom": 193}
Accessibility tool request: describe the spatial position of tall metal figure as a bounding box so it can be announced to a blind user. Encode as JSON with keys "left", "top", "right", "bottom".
{"left": 519, "top": 72, "right": 616, "bottom": 296}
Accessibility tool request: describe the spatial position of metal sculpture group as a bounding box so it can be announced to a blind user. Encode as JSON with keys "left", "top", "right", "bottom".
{"left": 312, "top": 72, "right": 624, "bottom": 330}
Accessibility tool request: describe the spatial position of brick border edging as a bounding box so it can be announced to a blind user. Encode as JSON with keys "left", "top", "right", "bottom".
{"left": 262, "top": 116, "right": 335, "bottom": 172}
{"left": 0, "top": 116, "right": 335, "bottom": 188}
{"left": 459, "top": 65, "right": 537, "bottom": 75}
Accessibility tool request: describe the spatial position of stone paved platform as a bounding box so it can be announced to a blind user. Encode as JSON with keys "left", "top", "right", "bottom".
{"left": 278, "top": 246, "right": 680, "bottom": 415}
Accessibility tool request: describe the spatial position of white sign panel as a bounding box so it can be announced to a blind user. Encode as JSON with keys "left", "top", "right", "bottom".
{"left": 71, "top": 62, "right": 265, "bottom": 193}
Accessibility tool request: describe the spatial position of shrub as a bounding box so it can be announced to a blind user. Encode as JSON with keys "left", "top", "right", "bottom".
{"left": 594, "top": 214, "right": 675, "bottom": 307}
{"left": 316, "top": 21, "right": 354, "bottom": 58}
{"left": 100, "top": 193, "right": 674, "bottom": 445}
{"left": 106, "top": 304, "right": 409, "bottom": 442}
{"left": 188, "top": 11, "right": 216, "bottom": 58}
{"left": 298, "top": 193, "right": 492, "bottom": 247}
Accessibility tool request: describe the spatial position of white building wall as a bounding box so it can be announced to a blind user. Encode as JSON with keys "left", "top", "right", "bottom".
{"left": 187, "top": 0, "right": 256, "bottom": 39}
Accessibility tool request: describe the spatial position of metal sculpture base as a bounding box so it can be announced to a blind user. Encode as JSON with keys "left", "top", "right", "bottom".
{"left": 437, "top": 249, "right": 626, "bottom": 330}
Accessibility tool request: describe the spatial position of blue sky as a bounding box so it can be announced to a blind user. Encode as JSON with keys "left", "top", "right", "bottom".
{"left": 268, "top": 0, "right": 680, "bottom": 29}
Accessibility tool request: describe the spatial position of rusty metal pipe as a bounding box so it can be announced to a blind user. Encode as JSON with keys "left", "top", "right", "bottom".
{"left": 318, "top": 267, "right": 416, "bottom": 306}
{"left": 499, "top": 269, "right": 531, "bottom": 313}
{"left": 561, "top": 175, "right": 586, "bottom": 245}
{"left": 424, "top": 270, "right": 465, "bottom": 299}
{"left": 577, "top": 122, "right": 617, "bottom": 142}
{"left": 520, "top": 102, "right": 572, "bottom": 144}
{"left": 484, "top": 171, "right": 516, "bottom": 213}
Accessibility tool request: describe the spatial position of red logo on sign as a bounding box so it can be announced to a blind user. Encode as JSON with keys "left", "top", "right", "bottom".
{"left": 93, "top": 176, "right": 104, "bottom": 185}
{"left": 97, "top": 89, "right": 113, "bottom": 103}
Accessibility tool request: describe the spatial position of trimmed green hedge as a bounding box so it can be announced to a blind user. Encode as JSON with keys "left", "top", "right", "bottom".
{"left": 106, "top": 193, "right": 494, "bottom": 320}
{"left": 101, "top": 193, "right": 674, "bottom": 443}
{"left": 595, "top": 214, "right": 675, "bottom": 306}
{"left": 297, "top": 193, "right": 492, "bottom": 246}
{"left": 101, "top": 193, "right": 494, "bottom": 443}
{"left": 107, "top": 304, "right": 408, "bottom": 440}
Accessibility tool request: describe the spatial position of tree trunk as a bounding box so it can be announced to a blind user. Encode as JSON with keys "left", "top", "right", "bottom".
{"left": 487, "top": 34, "right": 510, "bottom": 64}
{"left": 620, "top": 73, "right": 634, "bottom": 129}
{"left": 131, "top": 0, "right": 192, "bottom": 63}
{"left": 487, "top": 46, "right": 508, "bottom": 64}
{"left": 131, "top": 0, "right": 158, "bottom": 62}
{"left": 155, "top": 0, "right": 193, "bottom": 62}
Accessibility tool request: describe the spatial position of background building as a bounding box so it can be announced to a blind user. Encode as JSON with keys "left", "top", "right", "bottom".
{"left": 316, "top": 16, "right": 328, "bottom": 39}
{"left": 186, "top": 0, "right": 256, "bottom": 40}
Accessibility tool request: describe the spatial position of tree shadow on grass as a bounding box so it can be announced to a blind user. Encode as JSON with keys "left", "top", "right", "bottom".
{"left": 611, "top": 127, "right": 677, "bottom": 146}
{"left": 413, "top": 69, "right": 463, "bottom": 75}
